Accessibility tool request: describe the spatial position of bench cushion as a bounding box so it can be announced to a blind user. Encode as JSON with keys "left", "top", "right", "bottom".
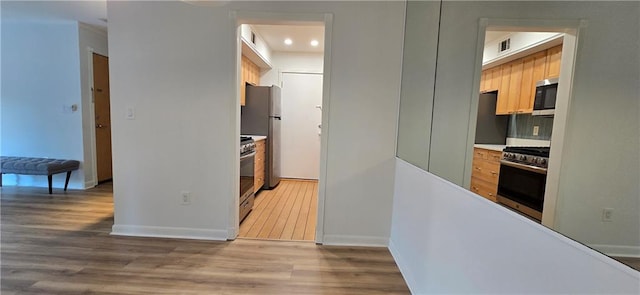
{"left": 0, "top": 156, "right": 80, "bottom": 175}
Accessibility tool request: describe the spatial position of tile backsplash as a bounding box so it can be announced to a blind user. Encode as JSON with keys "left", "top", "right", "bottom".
{"left": 507, "top": 114, "right": 553, "bottom": 140}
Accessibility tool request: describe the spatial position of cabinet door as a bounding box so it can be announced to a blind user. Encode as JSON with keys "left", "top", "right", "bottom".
{"left": 254, "top": 140, "right": 265, "bottom": 193}
{"left": 240, "top": 56, "right": 261, "bottom": 106}
{"left": 507, "top": 59, "right": 524, "bottom": 113}
{"left": 518, "top": 55, "right": 535, "bottom": 113}
{"left": 496, "top": 64, "right": 512, "bottom": 115}
{"left": 240, "top": 56, "right": 249, "bottom": 106}
{"left": 545, "top": 45, "right": 562, "bottom": 78}
{"left": 488, "top": 66, "right": 501, "bottom": 91}
{"left": 519, "top": 51, "right": 548, "bottom": 113}
{"left": 480, "top": 70, "right": 488, "bottom": 92}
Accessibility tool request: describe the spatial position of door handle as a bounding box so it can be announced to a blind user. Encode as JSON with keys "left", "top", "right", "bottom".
{"left": 96, "top": 124, "right": 108, "bottom": 129}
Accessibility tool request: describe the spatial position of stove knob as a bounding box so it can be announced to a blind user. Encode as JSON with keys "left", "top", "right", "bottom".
{"left": 541, "top": 159, "right": 548, "bottom": 166}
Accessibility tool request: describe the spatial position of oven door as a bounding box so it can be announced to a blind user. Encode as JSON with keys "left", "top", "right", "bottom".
{"left": 240, "top": 151, "right": 256, "bottom": 204}
{"left": 497, "top": 161, "right": 547, "bottom": 221}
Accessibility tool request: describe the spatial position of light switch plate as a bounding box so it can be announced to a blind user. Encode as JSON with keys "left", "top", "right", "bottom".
{"left": 126, "top": 107, "right": 135, "bottom": 120}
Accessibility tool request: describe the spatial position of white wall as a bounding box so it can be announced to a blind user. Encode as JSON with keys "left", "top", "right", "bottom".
{"left": 390, "top": 159, "right": 640, "bottom": 294}
{"left": 395, "top": 1, "right": 440, "bottom": 171}
{"left": 261, "top": 51, "right": 324, "bottom": 86}
{"left": 78, "top": 24, "right": 108, "bottom": 188}
{"left": 261, "top": 52, "right": 324, "bottom": 179}
{"left": 240, "top": 24, "right": 272, "bottom": 64}
{"left": 1, "top": 21, "right": 86, "bottom": 189}
{"left": 424, "top": 1, "right": 639, "bottom": 256}
{"left": 107, "top": 1, "right": 404, "bottom": 245}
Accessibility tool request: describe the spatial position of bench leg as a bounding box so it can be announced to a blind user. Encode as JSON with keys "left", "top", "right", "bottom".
{"left": 47, "top": 175, "right": 53, "bottom": 194}
{"left": 64, "top": 171, "right": 72, "bottom": 191}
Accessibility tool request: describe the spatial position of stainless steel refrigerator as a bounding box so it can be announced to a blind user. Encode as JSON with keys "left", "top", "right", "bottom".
{"left": 241, "top": 85, "right": 281, "bottom": 189}
{"left": 475, "top": 91, "right": 508, "bottom": 144}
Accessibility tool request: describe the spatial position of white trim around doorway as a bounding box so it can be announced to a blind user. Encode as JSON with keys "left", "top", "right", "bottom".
{"left": 228, "top": 11, "right": 333, "bottom": 244}
{"left": 464, "top": 18, "right": 586, "bottom": 229}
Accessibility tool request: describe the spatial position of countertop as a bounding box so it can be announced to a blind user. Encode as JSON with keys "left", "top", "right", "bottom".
{"left": 243, "top": 135, "right": 266, "bottom": 142}
{"left": 473, "top": 144, "right": 506, "bottom": 152}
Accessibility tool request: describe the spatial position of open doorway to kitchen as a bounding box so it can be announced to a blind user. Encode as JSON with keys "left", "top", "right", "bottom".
{"left": 234, "top": 19, "right": 327, "bottom": 242}
{"left": 467, "top": 24, "right": 578, "bottom": 229}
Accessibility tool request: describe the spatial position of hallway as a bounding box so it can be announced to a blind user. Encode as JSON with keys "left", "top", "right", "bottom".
{"left": 239, "top": 179, "right": 317, "bottom": 241}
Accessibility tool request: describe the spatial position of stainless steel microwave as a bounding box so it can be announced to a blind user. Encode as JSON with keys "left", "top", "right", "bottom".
{"left": 532, "top": 77, "right": 558, "bottom": 116}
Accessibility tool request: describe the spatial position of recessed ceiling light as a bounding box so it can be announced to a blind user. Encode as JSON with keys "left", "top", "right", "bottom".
{"left": 284, "top": 38, "right": 293, "bottom": 45}
{"left": 310, "top": 40, "right": 319, "bottom": 47}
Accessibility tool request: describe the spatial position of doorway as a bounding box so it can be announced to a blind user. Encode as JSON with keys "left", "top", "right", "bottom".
{"left": 92, "top": 53, "right": 113, "bottom": 183}
{"left": 465, "top": 22, "right": 580, "bottom": 229}
{"left": 235, "top": 19, "right": 327, "bottom": 242}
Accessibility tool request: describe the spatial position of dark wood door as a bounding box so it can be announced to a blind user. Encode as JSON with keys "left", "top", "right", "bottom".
{"left": 93, "top": 53, "right": 112, "bottom": 183}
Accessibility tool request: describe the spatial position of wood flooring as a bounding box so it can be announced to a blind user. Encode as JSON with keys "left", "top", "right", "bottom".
{"left": 0, "top": 183, "right": 410, "bottom": 294}
{"left": 239, "top": 179, "right": 317, "bottom": 241}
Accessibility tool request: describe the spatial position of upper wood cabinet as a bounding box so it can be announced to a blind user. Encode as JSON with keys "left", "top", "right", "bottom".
{"left": 480, "top": 66, "right": 502, "bottom": 93}
{"left": 495, "top": 63, "right": 512, "bottom": 115}
{"left": 544, "top": 45, "right": 562, "bottom": 79}
{"left": 483, "top": 44, "right": 561, "bottom": 115}
{"left": 241, "top": 55, "right": 260, "bottom": 106}
{"left": 518, "top": 51, "right": 547, "bottom": 113}
{"left": 488, "top": 66, "right": 501, "bottom": 91}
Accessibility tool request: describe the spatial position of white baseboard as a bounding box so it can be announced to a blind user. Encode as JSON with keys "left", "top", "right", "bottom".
{"left": 389, "top": 239, "right": 419, "bottom": 295}
{"left": 84, "top": 180, "right": 97, "bottom": 189}
{"left": 321, "top": 234, "right": 388, "bottom": 247}
{"left": 590, "top": 244, "right": 640, "bottom": 258}
{"left": 111, "top": 224, "right": 228, "bottom": 241}
{"left": 227, "top": 226, "right": 238, "bottom": 240}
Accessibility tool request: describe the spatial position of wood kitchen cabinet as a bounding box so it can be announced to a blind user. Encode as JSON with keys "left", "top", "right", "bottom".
{"left": 485, "top": 44, "right": 561, "bottom": 115}
{"left": 470, "top": 147, "right": 502, "bottom": 202}
{"left": 480, "top": 66, "right": 502, "bottom": 93}
{"left": 518, "top": 51, "right": 548, "bottom": 113}
{"left": 480, "top": 70, "right": 489, "bottom": 92}
{"left": 544, "top": 45, "right": 563, "bottom": 79}
{"left": 495, "top": 63, "right": 512, "bottom": 115}
{"left": 254, "top": 138, "right": 266, "bottom": 193}
{"left": 488, "top": 66, "right": 502, "bottom": 91}
{"left": 241, "top": 55, "right": 260, "bottom": 106}
{"left": 496, "top": 59, "right": 524, "bottom": 115}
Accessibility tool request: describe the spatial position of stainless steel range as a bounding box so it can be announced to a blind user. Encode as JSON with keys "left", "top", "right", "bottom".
{"left": 239, "top": 136, "right": 256, "bottom": 223}
{"left": 497, "top": 146, "right": 550, "bottom": 222}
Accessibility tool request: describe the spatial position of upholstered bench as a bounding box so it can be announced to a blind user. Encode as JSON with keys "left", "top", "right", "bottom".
{"left": 0, "top": 156, "right": 80, "bottom": 194}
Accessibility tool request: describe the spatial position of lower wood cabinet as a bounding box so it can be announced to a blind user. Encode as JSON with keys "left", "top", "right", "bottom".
{"left": 254, "top": 139, "right": 265, "bottom": 193}
{"left": 470, "top": 147, "right": 502, "bottom": 202}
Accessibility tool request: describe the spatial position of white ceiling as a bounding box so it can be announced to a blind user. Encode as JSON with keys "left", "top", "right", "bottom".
{"left": 251, "top": 24, "right": 325, "bottom": 53}
{"left": 1, "top": 1, "right": 108, "bottom": 31}
{"left": 1, "top": 2, "right": 325, "bottom": 54}
{"left": 485, "top": 31, "right": 511, "bottom": 45}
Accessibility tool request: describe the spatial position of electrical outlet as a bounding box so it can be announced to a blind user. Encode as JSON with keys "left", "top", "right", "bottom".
{"left": 181, "top": 191, "right": 191, "bottom": 205}
{"left": 602, "top": 208, "right": 614, "bottom": 222}
{"left": 533, "top": 126, "right": 539, "bottom": 136}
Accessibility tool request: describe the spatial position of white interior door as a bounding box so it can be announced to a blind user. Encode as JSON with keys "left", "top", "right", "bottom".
{"left": 281, "top": 72, "right": 323, "bottom": 179}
